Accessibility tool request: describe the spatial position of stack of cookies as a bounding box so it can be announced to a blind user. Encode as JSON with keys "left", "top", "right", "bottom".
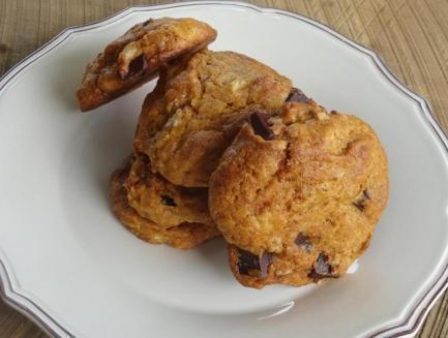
{"left": 77, "top": 17, "right": 389, "bottom": 288}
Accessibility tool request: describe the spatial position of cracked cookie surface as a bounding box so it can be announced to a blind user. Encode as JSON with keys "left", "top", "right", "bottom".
{"left": 209, "top": 99, "right": 389, "bottom": 287}
{"left": 77, "top": 17, "right": 217, "bottom": 111}
{"left": 110, "top": 156, "right": 219, "bottom": 249}
{"left": 134, "top": 50, "right": 292, "bottom": 187}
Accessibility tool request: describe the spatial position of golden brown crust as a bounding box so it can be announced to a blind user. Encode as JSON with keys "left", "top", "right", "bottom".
{"left": 134, "top": 50, "right": 292, "bottom": 187}
{"left": 110, "top": 158, "right": 220, "bottom": 249}
{"left": 209, "top": 101, "right": 389, "bottom": 287}
{"left": 76, "top": 17, "right": 217, "bottom": 111}
{"left": 124, "top": 153, "right": 213, "bottom": 228}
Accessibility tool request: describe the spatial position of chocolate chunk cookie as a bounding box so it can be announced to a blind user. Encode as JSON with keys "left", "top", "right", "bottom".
{"left": 124, "top": 153, "right": 213, "bottom": 228}
{"left": 77, "top": 17, "right": 217, "bottom": 111}
{"left": 134, "top": 50, "right": 292, "bottom": 187}
{"left": 110, "top": 156, "right": 219, "bottom": 249}
{"left": 209, "top": 99, "right": 389, "bottom": 287}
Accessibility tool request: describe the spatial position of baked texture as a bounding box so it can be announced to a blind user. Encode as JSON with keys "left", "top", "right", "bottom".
{"left": 110, "top": 157, "right": 219, "bottom": 249}
{"left": 124, "top": 153, "right": 213, "bottom": 228}
{"left": 209, "top": 99, "right": 389, "bottom": 287}
{"left": 134, "top": 50, "right": 292, "bottom": 187}
{"left": 77, "top": 17, "right": 217, "bottom": 111}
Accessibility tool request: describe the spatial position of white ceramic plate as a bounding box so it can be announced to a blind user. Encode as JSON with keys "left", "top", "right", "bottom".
{"left": 1, "top": 1, "right": 448, "bottom": 337}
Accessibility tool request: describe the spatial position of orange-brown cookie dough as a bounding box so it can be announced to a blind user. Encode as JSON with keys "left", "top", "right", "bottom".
{"left": 77, "top": 17, "right": 217, "bottom": 111}
{"left": 110, "top": 158, "right": 219, "bottom": 249}
{"left": 210, "top": 98, "right": 388, "bottom": 287}
{"left": 134, "top": 50, "right": 292, "bottom": 187}
{"left": 124, "top": 153, "right": 213, "bottom": 228}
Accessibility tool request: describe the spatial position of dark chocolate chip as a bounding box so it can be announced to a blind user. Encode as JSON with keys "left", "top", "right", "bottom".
{"left": 237, "top": 249, "right": 272, "bottom": 278}
{"left": 294, "top": 233, "right": 313, "bottom": 252}
{"left": 237, "top": 249, "right": 259, "bottom": 275}
{"left": 285, "top": 88, "right": 310, "bottom": 103}
{"left": 143, "top": 18, "right": 153, "bottom": 26}
{"left": 125, "top": 54, "right": 147, "bottom": 78}
{"left": 161, "top": 195, "right": 177, "bottom": 207}
{"left": 249, "top": 112, "right": 274, "bottom": 140}
{"left": 308, "top": 253, "right": 334, "bottom": 281}
{"left": 353, "top": 189, "right": 370, "bottom": 211}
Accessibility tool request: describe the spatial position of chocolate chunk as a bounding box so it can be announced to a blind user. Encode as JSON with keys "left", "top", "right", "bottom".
{"left": 285, "top": 88, "right": 310, "bottom": 103}
{"left": 143, "top": 18, "right": 153, "bottom": 26}
{"left": 308, "top": 253, "right": 334, "bottom": 281}
{"left": 124, "top": 54, "right": 147, "bottom": 78}
{"left": 237, "top": 249, "right": 259, "bottom": 275}
{"left": 294, "top": 233, "right": 313, "bottom": 252}
{"left": 161, "top": 195, "right": 177, "bottom": 207}
{"left": 353, "top": 189, "right": 370, "bottom": 211}
{"left": 237, "top": 249, "right": 272, "bottom": 278}
{"left": 250, "top": 112, "right": 274, "bottom": 140}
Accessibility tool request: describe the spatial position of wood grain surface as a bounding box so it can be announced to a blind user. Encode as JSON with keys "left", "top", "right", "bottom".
{"left": 0, "top": 0, "right": 447, "bottom": 337}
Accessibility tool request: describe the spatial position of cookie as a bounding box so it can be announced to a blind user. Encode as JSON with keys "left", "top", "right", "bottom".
{"left": 124, "top": 152, "right": 213, "bottom": 228}
{"left": 209, "top": 99, "right": 389, "bottom": 287}
{"left": 134, "top": 50, "right": 292, "bottom": 187}
{"left": 110, "top": 157, "right": 219, "bottom": 249}
{"left": 77, "top": 17, "right": 217, "bottom": 111}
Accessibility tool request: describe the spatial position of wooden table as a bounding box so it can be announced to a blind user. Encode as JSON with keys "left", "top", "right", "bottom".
{"left": 0, "top": 0, "right": 447, "bottom": 337}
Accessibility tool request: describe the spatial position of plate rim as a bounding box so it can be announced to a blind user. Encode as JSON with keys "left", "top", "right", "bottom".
{"left": 0, "top": 1, "right": 447, "bottom": 337}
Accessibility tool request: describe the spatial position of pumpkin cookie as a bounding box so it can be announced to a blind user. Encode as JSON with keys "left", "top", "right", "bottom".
{"left": 134, "top": 50, "right": 292, "bottom": 187}
{"left": 209, "top": 98, "right": 388, "bottom": 287}
{"left": 110, "top": 157, "right": 219, "bottom": 249}
{"left": 77, "top": 17, "right": 217, "bottom": 111}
